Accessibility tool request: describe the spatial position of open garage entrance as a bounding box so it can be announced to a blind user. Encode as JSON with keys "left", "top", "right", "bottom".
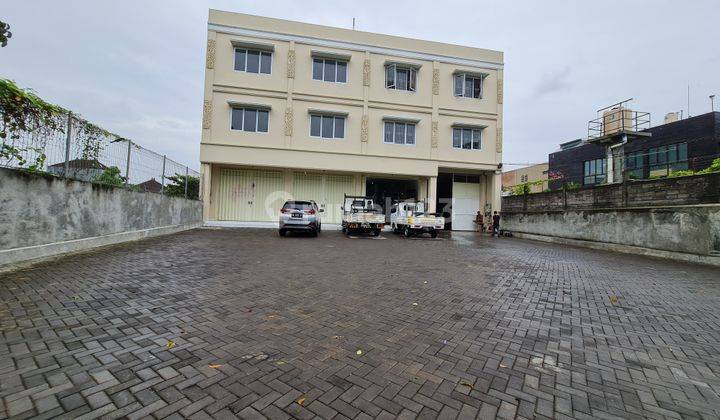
{"left": 437, "top": 172, "right": 486, "bottom": 231}
{"left": 365, "top": 178, "right": 418, "bottom": 221}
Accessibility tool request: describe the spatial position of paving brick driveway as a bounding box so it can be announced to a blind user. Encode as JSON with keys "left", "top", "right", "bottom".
{"left": 1, "top": 228, "right": 720, "bottom": 420}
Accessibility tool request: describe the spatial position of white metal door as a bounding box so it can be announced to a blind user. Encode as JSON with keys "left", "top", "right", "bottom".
{"left": 293, "top": 173, "right": 353, "bottom": 224}
{"left": 217, "top": 169, "right": 284, "bottom": 221}
{"left": 251, "top": 170, "right": 285, "bottom": 221}
{"left": 452, "top": 181, "right": 480, "bottom": 231}
{"left": 323, "top": 175, "right": 354, "bottom": 224}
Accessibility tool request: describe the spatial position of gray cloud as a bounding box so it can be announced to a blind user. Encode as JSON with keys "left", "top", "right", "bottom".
{"left": 534, "top": 66, "right": 572, "bottom": 97}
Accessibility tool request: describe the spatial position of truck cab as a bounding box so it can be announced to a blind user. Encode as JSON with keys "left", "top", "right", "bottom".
{"left": 390, "top": 201, "right": 444, "bottom": 238}
{"left": 341, "top": 194, "right": 386, "bottom": 236}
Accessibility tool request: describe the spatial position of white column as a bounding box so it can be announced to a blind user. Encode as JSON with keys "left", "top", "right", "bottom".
{"left": 427, "top": 176, "right": 437, "bottom": 213}
{"left": 201, "top": 163, "right": 212, "bottom": 221}
{"left": 488, "top": 171, "right": 502, "bottom": 213}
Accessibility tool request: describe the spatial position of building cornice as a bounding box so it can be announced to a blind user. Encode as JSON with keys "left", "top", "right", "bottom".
{"left": 208, "top": 23, "right": 504, "bottom": 70}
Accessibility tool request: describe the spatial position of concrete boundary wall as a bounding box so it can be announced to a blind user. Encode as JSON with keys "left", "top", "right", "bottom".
{"left": 511, "top": 232, "right": 720, "bottom": 267}
{"left": 503, "top": 172, "right": 720, "bottom": 212}
{"left": 503, "top": 205, "right": 720, "bottom": 266}
{"left": 0, "top": 168, "right": 203, "bottom": 270}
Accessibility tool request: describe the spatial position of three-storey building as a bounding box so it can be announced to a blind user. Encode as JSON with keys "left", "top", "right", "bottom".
{"left": 200, "top": 10, "right": 504, "bottom": 230}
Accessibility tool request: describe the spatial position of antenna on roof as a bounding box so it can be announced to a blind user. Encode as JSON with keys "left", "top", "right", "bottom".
{"left": 687, "top": 85, "right": 691, "bottom": 117}
{"left": 352, "top": 18, "right": 356, "bottom": 30}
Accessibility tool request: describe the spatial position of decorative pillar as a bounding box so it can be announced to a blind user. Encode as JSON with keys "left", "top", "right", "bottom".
{"left": 492, "top": 171, "right": 502, "bottom": 213}
{"left": 201, "top": 163, "right": 212, "bottom": 221}
{"left": 427, "top": 176, "right": 438, "bottom": 213}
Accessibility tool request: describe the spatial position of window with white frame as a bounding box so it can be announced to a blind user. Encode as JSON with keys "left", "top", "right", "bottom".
{"left": 383, "top": 121, "right": 416, "bottom": 145}
{"left": 453, "top": 73, "right": 484, "bottom": 98}
{"left": 234, "top": 48, "right": 272, "bottom": 74}
{"left": 312, "top": 58, "right": 347, "bottom": 83}
{"left": 231, "top": 107, "right": 269, "bottom": 132}
{"left": 310, "top": 114, "right": 345, "bottom": 139}
{"left": 385, "top": 64, "right": 417, "bottom": 91}
{"left": 452, "top": 127, "right": 481, "bottom": 150}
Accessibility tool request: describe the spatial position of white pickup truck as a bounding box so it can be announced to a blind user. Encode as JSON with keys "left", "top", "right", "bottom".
{"left": 341, "top": 195, "right": 386, "bottom": 236}
{"left": 390, "top": 201, "right": 444, "bottom": 238}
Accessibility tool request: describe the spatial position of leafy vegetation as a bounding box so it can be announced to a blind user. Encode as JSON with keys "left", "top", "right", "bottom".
{"left": 661, "top": 158, "right": 720, "bottom": 179}
{"left": 93, "top": 166, "right": 126, "bottom": 187}
{"left": 0, "top": 21, "right": 10, "bottom": 47}
{"left": 563, "top": 182, "right": 580, "bottom": 190}
{"left": 667, "top": 170, "right": 695, "bottom": 178}
{"left": 0, "top": 79, "right": 66, "bottom": 170}
{"left": 163, "top": 174, "right": 199, "bottom": 199}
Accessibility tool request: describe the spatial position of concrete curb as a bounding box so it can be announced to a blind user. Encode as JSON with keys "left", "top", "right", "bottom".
{"left": 203, "top": 221, "right": 344, "bottom": 230}
{"left": 512, "top": 232, "right": 720, "bottom": 267}
{"left": 0, "top": 222, "right": 202, "bottom": 274}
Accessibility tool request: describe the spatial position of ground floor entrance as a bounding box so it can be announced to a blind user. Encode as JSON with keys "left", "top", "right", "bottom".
{"left": 203, "top": 164, "right": 502, "bottom": 231}
{"left": 365, "top": 178, "right": 419, "bottom": 221}
{"left": 214, "top": 167, "right": 356, "bottom": 224}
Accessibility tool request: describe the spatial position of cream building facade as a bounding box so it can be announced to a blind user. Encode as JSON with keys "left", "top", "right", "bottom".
{"left": 502, "top": 163, "right": 549, "bottom": 194}
{"left": 200, "top": 10, "right": 504, "bottom": 230}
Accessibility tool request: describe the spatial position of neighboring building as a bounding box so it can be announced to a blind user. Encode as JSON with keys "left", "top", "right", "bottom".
{"left": 46, "top": 159, "right": 107, "bottom": 182}
{"left": 502, "top": 163, "right": 549, "bottom": 194}
{"left": 549, "top": 111, "right": 720, "bottom": 190}
{"left": 137, "top": 178, "right": 163, "bottom": 193}
{"left": 199, "top": 10, "right": 504, "bottom": 230}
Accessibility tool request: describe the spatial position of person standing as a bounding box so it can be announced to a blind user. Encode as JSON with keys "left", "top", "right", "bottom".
{"left": 474, "top": 211, "right": 484, "bottom": 232}
{"left": 492, "top": 211, "right": 501, "bottom": 237}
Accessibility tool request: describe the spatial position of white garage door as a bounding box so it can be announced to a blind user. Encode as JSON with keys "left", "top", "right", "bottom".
{"left": 452, "top": 181, "right": 480, "bottom": 231}
{"left": 293, "top": 173, "right": 354, "bottom": 224}
{"left": 217, "top": 168, "right": 285, "bottom": 221}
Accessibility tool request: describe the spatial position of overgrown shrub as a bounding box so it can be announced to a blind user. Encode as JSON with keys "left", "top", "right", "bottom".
{"left": 94, "top": 166, "right": 126, "bottom": 187}
{"left": 163, "top": 174, "right": 199, "bottom": 199}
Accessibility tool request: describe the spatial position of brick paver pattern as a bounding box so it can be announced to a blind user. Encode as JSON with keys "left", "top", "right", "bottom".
{"left": 1, "top": 228, "right": 720, "bottom": 419}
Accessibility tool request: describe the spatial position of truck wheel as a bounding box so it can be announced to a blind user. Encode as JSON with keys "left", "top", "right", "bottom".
{"left": 430, "top": 230, "right": 438, "bottom": 238}
{"left": 403, "top": 226, "right": 411, "bottom": 237}
{"left": 279, "top": 229, "right": 286, "bottom": 237}
{"left": 372, "top": 229, "right": 380, "bottom": 237}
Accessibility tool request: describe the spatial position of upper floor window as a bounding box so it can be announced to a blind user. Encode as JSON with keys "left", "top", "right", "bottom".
{"left": 649, "top": 142, "right": 688, "bottom": 177}
{"left": 310, "top": 114, "right": 345, "bottom": 139}
{"left": 454, "top": 73, "right": 484, "bottom": 98}
{"left": 386, "top": 64, "right": 417, "bottom": 92}
{"left": 452, "top": 127, "right": 481, "bottom": 150}
{"left": 384, "top": 121, "right": 416, "bottom": 145}
{"left": 583, "top": 158, "right": 606, "bottom": 185}
{"left": 312, "top": 58, "right": 347, "bottom": 83}
{"left": 234, "top": 48, "right": 272, "bottom": 74}
{"left": 625, "top": 151, "right": 644, "bottom": 179}
{"left": 231, "top": 107, "right": 269, "bottom": 133}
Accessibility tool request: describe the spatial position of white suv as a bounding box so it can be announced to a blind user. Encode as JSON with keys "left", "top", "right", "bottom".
{"left": 279, "top": 200, "right": 323, "bottom": 237}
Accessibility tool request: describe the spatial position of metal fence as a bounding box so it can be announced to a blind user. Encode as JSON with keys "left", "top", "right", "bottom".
{"left": 0, "top": 111, "right": 199, "bottom": 198}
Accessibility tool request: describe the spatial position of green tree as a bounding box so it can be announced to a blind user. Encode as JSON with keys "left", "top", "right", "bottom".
{"left": 0, "top": 21, "right": 11, "bottom": 47}
{"left": 94, "top": 166, "right": 126, "bottom": 187}
{"left": 163, "top": 174, "right": 199, "bottom": 199}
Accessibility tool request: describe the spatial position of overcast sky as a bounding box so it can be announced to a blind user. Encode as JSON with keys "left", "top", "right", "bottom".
{"left": 2, "top": 0, "right": 719, "bottom": 170}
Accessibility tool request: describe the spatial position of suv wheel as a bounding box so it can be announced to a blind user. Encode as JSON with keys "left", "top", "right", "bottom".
{"left": 279, "top": 229, "right": 287, "bottom": 237}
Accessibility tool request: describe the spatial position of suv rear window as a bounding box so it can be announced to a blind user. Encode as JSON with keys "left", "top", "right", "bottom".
{"left": 283, "top": 201, "right": 313, "bottom": 211}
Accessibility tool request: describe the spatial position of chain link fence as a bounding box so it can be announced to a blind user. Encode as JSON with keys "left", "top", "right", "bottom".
{"left": 1, "top": 111, "right": 200, "bottom": 199}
